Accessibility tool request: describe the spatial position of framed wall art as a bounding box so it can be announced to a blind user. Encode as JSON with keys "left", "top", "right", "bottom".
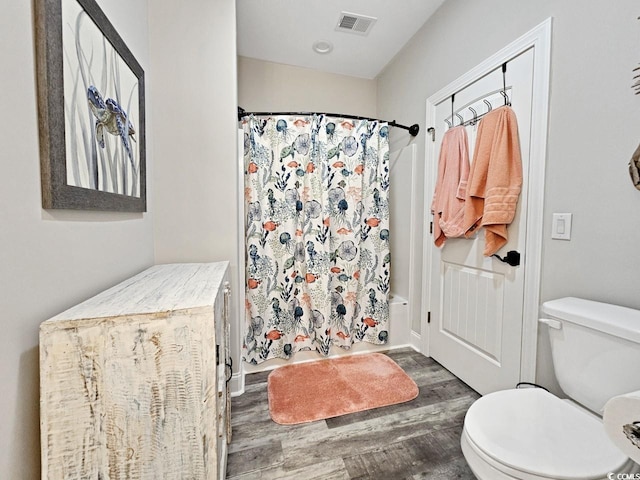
{"left": 35, "top": 0, "right": 146, "bottom": 211}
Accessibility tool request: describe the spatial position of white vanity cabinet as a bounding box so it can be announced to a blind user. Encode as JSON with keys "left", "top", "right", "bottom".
{"left": 39, "top": 262, "right": 231, "bottom": 479}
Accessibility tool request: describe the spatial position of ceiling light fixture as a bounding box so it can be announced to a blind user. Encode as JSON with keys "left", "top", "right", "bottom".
{"left": 312, "top": 40, "right": 333, "bottom": 54}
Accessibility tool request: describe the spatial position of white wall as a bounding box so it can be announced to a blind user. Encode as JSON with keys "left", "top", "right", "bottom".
{"left": 1, "top": 0, "right": 239, "bottom": 474}
{"left": 238, "top": 56, "right": 377, "bottom": 117}
{"left": 148, "top": 0, "right": 240, "bottom": 381}
{"left": 377, "top": 0, "right": 640, "bottom": 391}
{"left": 150, "top": 1, "right": 238, "bottom": 265}
{"left": 0, "top": 0, "right": 153, "bottom": 476}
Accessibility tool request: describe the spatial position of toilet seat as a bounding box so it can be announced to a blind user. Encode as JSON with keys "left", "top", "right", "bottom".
{"left": 462, "top": 388, "right": 635, "bottom": 479}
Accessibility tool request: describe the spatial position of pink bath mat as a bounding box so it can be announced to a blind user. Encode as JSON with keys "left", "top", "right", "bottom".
{"left": 267, "top": 353, "right": 419, "bottom": 425}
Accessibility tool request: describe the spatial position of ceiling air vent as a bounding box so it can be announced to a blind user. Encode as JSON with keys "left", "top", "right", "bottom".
{"left": 336, "top": 12, "right": 377, "bottom": 36}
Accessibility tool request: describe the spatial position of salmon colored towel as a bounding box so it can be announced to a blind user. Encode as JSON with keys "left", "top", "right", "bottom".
{"left": 431, "top": 126, "right": 470, "bottom": 247}
{"left": 463, "top": 106, "right": 522, "bottom": 256}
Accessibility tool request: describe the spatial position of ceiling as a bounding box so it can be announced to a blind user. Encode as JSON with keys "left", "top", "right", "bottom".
{"left": 236, "top": 0, "right": 447, "bottom": 79}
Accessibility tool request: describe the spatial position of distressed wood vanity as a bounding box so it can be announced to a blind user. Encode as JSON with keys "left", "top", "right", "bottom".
{"left": 39, "top": 262, "right": 231, "bottom": 479}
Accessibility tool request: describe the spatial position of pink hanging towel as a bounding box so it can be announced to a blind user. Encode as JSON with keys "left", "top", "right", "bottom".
{"left": 463, "top": 106, "right": 522, "bottom": 256}
{"left": 430, "top": 126, "right": 470, "bottom": 247}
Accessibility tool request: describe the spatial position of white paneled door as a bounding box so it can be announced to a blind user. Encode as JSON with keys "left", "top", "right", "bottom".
{"left": 425, "top": 42, "right": 543, "bottom": 395}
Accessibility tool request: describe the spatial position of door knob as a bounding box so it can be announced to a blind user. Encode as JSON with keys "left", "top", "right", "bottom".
{"left": 492, "top": 250, "right": 521, "bottom": 266}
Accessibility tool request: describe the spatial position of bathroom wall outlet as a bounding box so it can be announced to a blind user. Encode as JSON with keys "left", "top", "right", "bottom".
{"left": 551, "top": 213, "right": 572, "bottom": 240}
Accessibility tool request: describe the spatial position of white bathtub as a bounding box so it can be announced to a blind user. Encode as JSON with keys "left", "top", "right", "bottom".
{"left": 389, "top": 293, "right": 410, "bottom": 347}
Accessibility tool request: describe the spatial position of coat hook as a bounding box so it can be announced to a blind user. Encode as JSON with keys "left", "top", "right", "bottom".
{"left": 455, "top": 113, "right": 464, "bottom": 126}
{"left": 500, "top": 90, "right": 511, "bottom": 106}
{"left": 483, "top": 99, "right": 493, "bottom": 112}
{"left": 468, "top": 106, "right": 478, "bottom": 125}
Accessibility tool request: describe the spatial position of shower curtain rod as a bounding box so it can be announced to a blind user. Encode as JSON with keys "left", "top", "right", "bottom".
{"left": 237, "top": 107, "right": 420, "bottom": 137}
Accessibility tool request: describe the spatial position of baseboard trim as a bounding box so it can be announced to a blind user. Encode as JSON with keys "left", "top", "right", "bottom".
{"left": 230, "top": 370, "right": 245, "bottom": 397}
{"left": 410, "top": 330, "right": 422, "bottom": 352}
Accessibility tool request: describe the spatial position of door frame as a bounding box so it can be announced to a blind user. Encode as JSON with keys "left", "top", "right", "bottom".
{"left": 420, "top": 18, "right": 552, "bottom": 383}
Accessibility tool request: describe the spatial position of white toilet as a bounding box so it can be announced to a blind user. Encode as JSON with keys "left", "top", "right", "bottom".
{"left": 461, "top": 297, "right": 640, "bottom": 479}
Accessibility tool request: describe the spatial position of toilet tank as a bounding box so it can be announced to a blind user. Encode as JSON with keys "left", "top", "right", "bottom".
{"left": 541, "top": 297, "right": 640, "bottom": 414}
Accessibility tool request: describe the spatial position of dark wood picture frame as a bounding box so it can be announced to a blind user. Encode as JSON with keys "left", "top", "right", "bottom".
{"left": 35, "top": 0, "right": 146, "bottom": 212}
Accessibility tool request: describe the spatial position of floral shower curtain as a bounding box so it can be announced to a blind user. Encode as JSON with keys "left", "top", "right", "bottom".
{"left": 242, "top": 114, "right": 390, "bottom": 364}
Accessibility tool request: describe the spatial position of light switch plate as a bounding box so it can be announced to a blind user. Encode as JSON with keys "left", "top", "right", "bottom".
{"left": 552, "top": 213, "right": 572, "bottom": 240}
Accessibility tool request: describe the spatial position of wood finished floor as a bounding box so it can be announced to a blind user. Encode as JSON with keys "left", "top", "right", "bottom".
{"left": 226, "top": 348, "right": 480, "bottom": 479}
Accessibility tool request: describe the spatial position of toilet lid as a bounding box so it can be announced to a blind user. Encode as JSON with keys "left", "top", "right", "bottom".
{"left": 464, "top": 388, "right": 630, "bottom": 479}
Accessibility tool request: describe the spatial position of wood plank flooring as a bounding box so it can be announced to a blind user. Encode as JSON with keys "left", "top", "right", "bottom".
{"left": 226, "top": 348, "right": 480, "bottom": 479}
